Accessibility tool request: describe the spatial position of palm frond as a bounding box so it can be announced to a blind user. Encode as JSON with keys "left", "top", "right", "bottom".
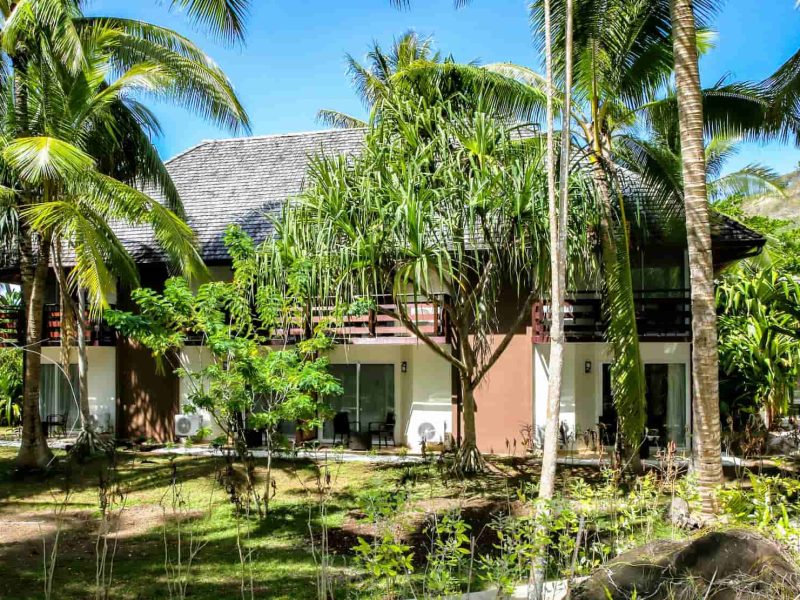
{"left": 169, "top": 0, "right": 249, "bottom": 44}
{"left": 3, "top": 136, "right": 94, "bottom": 184}
{"left": 315, "top": 110, "right": 367, "bottom": 129}
{"left": 709, "top": 164, "right": 787, "bottom": 203}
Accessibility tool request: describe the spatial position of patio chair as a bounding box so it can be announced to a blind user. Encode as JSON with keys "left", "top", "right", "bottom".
{"left": 368, "top": 411, "right": 396, "bottom": 448}
{"left": 47, "top": 411, "right": 69, "bottom": 438}
{"left": 332, "top": 411, "right": 351, "bottom": 447}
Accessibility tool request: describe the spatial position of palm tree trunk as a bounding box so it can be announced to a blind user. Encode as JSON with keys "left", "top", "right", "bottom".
{"left": 671, "top": 0, "right": 723, "bottom": 519}
{"left": 16, "top": 227, "right": 53, "bottom": 469}
{"left": 531, "top": 1, "right": 572, "bottom": 596}
{"left": 538, "top": 0, "right": 563, "bottom": 507}
{"left": 76, "top": 288, "right": 91, "bottom": 429}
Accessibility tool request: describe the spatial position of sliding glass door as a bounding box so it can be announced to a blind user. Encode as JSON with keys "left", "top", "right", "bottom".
{"left": 323, "top": 364, "right": 394, "bottom": 439}
{"left": 601, "top": 363, "right": 687, "bottom": 447}
{"left": 39, "top": 363, "right": 80, "bottom": 433}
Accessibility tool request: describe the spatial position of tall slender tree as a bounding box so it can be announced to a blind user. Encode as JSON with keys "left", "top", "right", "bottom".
{"left": 670, "top": 0, "right": 722, "bottom": 519}
{"left": 531, "top": 0, "right": 573, "bottom": 596}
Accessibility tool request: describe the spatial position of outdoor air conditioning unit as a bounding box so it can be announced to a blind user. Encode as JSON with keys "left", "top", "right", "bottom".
{"left": 407, "top": 400, "right": 452, "bottom": 453}
{"left": 174, "top": 414, "right": 203, "bottom": 438}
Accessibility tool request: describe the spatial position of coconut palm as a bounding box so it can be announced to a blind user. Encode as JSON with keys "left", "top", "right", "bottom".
{"left": 27, "top": 37, "right": 226, "bottom": 453}
{"left": 1, "top": 6, "right": 250, "bottom": 469}
{"left": 670, "top": 0, "right": 725, "bottom": 518}
{"left": 317, "top": 31, "right": 442, "bottom": 129}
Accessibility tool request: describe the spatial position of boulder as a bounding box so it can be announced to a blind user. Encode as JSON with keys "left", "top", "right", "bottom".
{"left": 668, "top": 497, "right": 700, "bottom": 530}
{"left": 572, "top": 529, "right": 800, "bottom": 600}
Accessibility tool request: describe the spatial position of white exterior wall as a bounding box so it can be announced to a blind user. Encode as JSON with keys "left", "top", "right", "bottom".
{"left": 533, "top": 341, "right": 691, "bottom": 447}
{"left": 177, "top": 346, "right": 223, "bottom": 437}
{"left": 40, "top": 346, "right": 117, "bottom": 431}
{"left": 172, "top": 342, "right": 452, "bottom": 447}
{"left": 326, "top": 343, "right": 451, "bottom": 449}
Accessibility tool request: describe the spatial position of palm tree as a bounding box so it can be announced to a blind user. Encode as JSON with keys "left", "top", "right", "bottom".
{"left": 1, "top": 5, "right": 250, "bottom": 469}
{"left": 402, "top": 0, "right": 782, "bottom": 456}
{"left": 670, "top": 0, "right": 722, "bottom": 519}
{"left": 317, "top": 31, "right": 442, "bottom": 129}
{"left": 26, "top": 39, "right": 221, "bottom": 453}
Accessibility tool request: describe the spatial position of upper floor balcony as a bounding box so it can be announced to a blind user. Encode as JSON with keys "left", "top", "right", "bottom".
{"left": 266, "top": 294, "right": 451, "bottom": 346}
{"left": 531, "top": 289, "right": 691, "bottom": 344}
{"left": 0, "top": 304, "right": 117, "bottom": 347}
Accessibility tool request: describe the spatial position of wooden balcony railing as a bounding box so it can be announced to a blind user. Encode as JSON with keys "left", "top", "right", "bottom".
{"left": 266, "top": 295, "right": 450, "bottom": 344}
{"left": 532, "top": 290, "right": 691, "bottom": 343}
{"left": 0, "top": 304, "right": 117, "bottom": 347}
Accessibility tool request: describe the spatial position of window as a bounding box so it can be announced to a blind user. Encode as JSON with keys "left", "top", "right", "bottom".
{"left": 601, "top": 363, "right": 688, "bottom": 447}
{"left": 322, "top": 363, "right": 394, "bottom": 439}
{"left": 40, "top": 363, "right": 79, "bottom": 432}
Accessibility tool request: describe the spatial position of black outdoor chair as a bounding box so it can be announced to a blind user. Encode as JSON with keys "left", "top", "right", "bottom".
{"left": 47, "top": 411, "right": 69, "bottom": 438}
{"left": 332, "top": 411, "right": 351, "bottom": 447}
{"left": 368, "top": 411, "right": 396, "bottom": 448}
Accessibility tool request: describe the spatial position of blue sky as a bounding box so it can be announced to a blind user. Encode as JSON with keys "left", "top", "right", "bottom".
{"left": 89, "top": 0, "right": 800, "bottom": 175}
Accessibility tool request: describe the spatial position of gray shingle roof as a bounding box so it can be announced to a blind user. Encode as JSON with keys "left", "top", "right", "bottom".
{"left": 121, "top": 128, "right": 367, "bottom": 264}
{"left": 21, "top": 127, "right": 762, "bottom": 269}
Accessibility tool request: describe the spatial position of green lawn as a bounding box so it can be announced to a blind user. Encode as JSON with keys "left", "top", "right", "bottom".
{"left": 5, "top": 446, "right": 792, "bottom": 600}
{"left": 0, "top": 447, "right": 553, "bottom": 599}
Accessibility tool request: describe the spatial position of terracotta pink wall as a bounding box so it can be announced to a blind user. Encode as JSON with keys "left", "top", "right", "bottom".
{"left": 470, "top": 332, "right": 533, "bottom": 454}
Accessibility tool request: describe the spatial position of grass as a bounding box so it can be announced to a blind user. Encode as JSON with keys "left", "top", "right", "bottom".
{"left": 0, "top": 446, "right": 562, "bottom": 600}
{"left": 3, "top": 445, "right": 795, "bottom": 600}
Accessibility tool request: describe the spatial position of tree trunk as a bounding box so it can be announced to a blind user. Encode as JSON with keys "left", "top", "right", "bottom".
{"left": 531, "top": 0, "right": 571, "bottom": 596}
{"left": 671, "top": 0, "right": 723, "bottom": 519}
{"left": 76, "top": 289, "right": 91, "bottom": 429}
{"left": 16, "top": 228, "right": 53, "bottom": 470}
{"left": 455, "top": 380, "right": 485, "bottom": 474}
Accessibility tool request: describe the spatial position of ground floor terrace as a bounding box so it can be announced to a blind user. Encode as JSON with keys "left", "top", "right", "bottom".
{"left": 34, "top": 335, "right": 692, "bottom": 455}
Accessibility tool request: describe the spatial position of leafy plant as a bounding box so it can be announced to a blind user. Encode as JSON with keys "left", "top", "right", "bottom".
{"left": 107, "top": 226, "right": 342, "bottom": 517}
{"left": 423, "top": 509, "right": 472, "bottom": 597}
{"left": 0, "top": 347, "right": 22, "bottom": 426}
{"left": 717, "top": 266, "right": 800, "bottom": 427}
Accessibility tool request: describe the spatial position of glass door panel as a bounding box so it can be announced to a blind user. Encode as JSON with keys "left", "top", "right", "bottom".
{"left": 358, "top": 364, "right": 394, "bottom": 433}
{"left": 665, "top": 364, "right": 687, "bottom": 446}
{"left": 323, "top": 364, "right": 358, "bottom": 439}
{"left": 40, "top": 364, "right": 79, "bottom": 433}
{"left": 602, "top": 363, "right": 687, "bottom": 447}
{"left": 322, "top": 364, "right": 394, "bottom": 440}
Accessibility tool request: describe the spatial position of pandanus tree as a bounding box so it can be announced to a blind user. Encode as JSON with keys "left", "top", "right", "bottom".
{"left": 280, "top": 89, "right": 596, "bottom": 473}
{"left": 1, "top": 2, "right": 249, "bottom": 469}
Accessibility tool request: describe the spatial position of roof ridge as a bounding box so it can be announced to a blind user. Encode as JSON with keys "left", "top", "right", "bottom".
{"left": 195, "top": 127, "right": 367, "bottom": 146}
{"left": 165, "top": 139, "right": 214, "bottom": 165}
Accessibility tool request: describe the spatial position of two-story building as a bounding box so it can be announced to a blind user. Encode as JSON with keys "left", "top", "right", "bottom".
{"left": 0, "top": 129, "right": 765, "bottom": 453}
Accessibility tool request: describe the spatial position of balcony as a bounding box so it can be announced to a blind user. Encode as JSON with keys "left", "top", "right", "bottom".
{"left": 267, "top": 294, "right": 451, "bottom": 346}
{"left": 0, "top": 304, "right": 117, "bottom": 347}
{"left": 532, "top": 289, "right": 691, "bottom": 343}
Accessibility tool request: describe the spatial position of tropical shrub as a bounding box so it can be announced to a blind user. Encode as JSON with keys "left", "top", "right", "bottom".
{"left": 0, "top": 348, "right": 22, "bottom": 426}
{"left": 106, "top": 226, "right": 342, "bottom": 516}
{"left": 717, "top": 266, "right": 800, "bottom": 427}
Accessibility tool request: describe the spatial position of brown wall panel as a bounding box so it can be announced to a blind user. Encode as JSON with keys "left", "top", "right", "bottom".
{"left": 472, "top": 331, "right": 533, "bottom": 455}
{"left": 116, "top": 338, "right": 179, "bottom": 442}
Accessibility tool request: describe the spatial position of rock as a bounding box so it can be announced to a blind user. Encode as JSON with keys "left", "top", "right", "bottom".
{"left": 668, "top": 497, "right": 700, "bottom": 530}
{"left": 572, "top": 529, "right": 800, "bottom": 600}
{"left": 767, "top": 430, "right": 800, "bottom": 456}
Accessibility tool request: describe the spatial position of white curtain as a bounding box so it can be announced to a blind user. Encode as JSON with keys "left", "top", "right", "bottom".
{"left": 666, "top": 364, "right": 687, "bottom": 446}
{"left": 39, "top": 363, "right": 80, "bottom": 432}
